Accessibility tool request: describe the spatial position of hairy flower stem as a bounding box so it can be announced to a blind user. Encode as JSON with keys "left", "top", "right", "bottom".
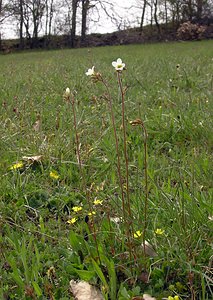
{"left": 71, "top": 94, "right": 101, "bottom": 264}
{"left": 117, "top": 72, "right": 134, "bottom": 265}
{"left": 130, "top": 118, "right": 148, "bottom": 269}
{"left": 140, "top": 121, "right": 148, "bottom": 269}
{"left": 71, "top": 94, "right": 82, "bottom": 169}
{"left": 101, "top": 77, "right": 126, "bottom": 223}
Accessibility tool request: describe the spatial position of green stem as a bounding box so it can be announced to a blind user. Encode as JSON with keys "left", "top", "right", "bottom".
{"left": 101, "top": 77, "right": 126, "bottom": 223}
{"left": 140, "top": 121, "right": 148, "bottom": 267}
{"left": 117, "top": 72, "right": 134, "bottom": 268}
{"left": 71, "top": 93, "right": 101, "bottom": 264}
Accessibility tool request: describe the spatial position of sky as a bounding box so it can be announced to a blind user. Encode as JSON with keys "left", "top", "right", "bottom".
{"left": 1, "top": 0, "right": 143, "bottom": 39}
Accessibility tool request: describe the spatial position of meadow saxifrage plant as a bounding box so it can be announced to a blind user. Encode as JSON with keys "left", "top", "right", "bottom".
{"left": 85, "top": 62, "right": 127, "bottom": 241}
{"left": 85, "top": 58, "right": 151, "bottom": 271}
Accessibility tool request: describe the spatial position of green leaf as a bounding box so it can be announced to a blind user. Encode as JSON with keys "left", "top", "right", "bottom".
{"left": 101, "top": 256, "right": 117, "bottom": 300}
{"left": 32, "top": 281, "right": 43, "bottom": 297}
{"left": 75, "top": 269, "right": 96, "bottom": 281}
{"left": 69, "top": 230, "right": 84, "bottom": 253}
{"left": 11, "top": 271, "right": 24, "bottom": 289}
{"left": 91, "top": 259, "right": 108, "bottom": 291}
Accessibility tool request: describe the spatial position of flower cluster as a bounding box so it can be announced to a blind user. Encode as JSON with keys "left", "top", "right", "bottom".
{"left": 85, "top": 58, "right": 126, "bottom": 82}
{"left": 9, "top": 162, "right": 24, "bottom": 170}
{"left": 72, "top": 206, "right": 83, "bottom": 213}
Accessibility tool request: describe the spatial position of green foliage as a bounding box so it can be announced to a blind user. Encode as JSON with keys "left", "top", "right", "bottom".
{"left": 0, "top": 41, "right": 212, "bottom": 299}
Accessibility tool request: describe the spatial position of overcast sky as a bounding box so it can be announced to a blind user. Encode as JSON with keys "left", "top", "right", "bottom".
{"left": 89, "top": 0, "right": 140, "bottom": 33}
{"left": 1, "top": 0, "right": 143, "bottom": 39}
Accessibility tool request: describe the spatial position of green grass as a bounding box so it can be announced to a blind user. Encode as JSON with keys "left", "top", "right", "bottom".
{"left": 0, "top": 40, "right": 212, "bottom": 300}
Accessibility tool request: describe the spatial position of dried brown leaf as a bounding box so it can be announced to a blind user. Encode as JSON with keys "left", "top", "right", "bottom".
{"left": 142, "top": 241, "right": 157, "bottom": 257}
{"left": 70, "top": 280, "right": 104, "bottom": 300}
{"left": 22, "top": 155, "right": 42, "bottom": 162}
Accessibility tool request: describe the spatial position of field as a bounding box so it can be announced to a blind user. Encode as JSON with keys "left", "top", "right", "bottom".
{"left": 0, "top": 40, "right": 212, "bottom": 300}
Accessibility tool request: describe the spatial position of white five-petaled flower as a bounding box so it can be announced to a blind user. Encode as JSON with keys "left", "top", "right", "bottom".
{"left": 86, "top": 66, "right": 95, "bottom": 76}
{"left": 112, "top": 58, "right": 125, "bottom": 71}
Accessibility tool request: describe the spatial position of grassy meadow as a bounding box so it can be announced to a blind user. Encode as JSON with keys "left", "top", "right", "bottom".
{"left": 0, "top": 40, "right": 213, "bottom": 299}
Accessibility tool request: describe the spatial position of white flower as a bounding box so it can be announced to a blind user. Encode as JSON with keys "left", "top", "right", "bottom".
{"left": 65, "top": 87, "right": 71, "bottom": 96}
{"left": 112, "top": 58, "right": 125, "bottom": 71}
{"left": 86, "top": 66, "right": 95, "bottom": 76}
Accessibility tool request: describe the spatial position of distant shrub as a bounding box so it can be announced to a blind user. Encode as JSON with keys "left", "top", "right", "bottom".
{"left": 177, "top": 21, "right": 206, "bottom": 40}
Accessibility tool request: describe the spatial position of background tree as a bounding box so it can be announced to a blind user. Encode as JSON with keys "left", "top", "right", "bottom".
{"left": 70, "top": 0, "right": 79, "bottom": 47}
{"left": 44, "top": 0, "right": 55, "bottom": 38}
{"left": 138, "top": 0, "right": 148, "bottom": 33}
{"left": 81, "top": 0, "right": 90, "bottom": 41}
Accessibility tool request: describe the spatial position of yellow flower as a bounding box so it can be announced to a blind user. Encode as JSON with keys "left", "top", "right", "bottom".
{"left": 67, "top": 217, "right": 77, "bottom": 224}
{"left": 155, "top": 228, "right": 165, "bottom": 235}
{"left": 9, "top": 162, "right": 24, "bottom": 170}
{"left": 49, "top": 171, "right": 59, "bottom": 180}
{"left": 134, "top": 230, "right": 142, "bottom": 238}
{"left": 93, "top": 199, "right": 103, "bottom": 205}
{"left": 168, "top": 296, "right": 179, "bottom": 300}
{"left": 72, "top": 206, "right": 83, "bottom": 213}
{"left": 88, "top": 211, "right": 96, "bottom": 216}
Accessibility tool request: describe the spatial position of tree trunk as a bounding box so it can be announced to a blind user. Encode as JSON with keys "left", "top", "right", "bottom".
{"left": 196, "top": 0, "right": 203, "bottom": 21}
{"left": 153, "top": 0, "right": 161, "bottom": 35}
{"left": 81, "top": 0, "right": 89, "bottom": 42}
{"left": 19, "top": 0, "right": 24, "bottom": 49}
{"left": 188, "top": 0, "right": 193, "bottom": 21}
{"left": 0, "top": 0, "right": 2, "bottom": 51}
{"left": 164, "top": 0, "right": 168, "bottom": 27}
{"left": 139, "top": 0, "right": 147, "bottom": 33}
{"left": 71, "top": 0, "right": 78, "bottom": 47}
{"left": 150, "top": 0, "right": 153, "bottom": 29}
{"left": 45, "top": 0, "right": 48, "bottom": 36}
{"left": 48, "top": 0, "right": 54, "bottom": 37}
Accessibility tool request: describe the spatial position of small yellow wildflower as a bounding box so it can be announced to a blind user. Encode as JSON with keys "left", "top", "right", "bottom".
{"left": 9, "top": 162, "right": 24, "bottom": 170}
{"left": 93, "top": 199, "right": 103, "bottom": 205}
{"left": 49, "top": 171, "right": 59, "bottom": 180}
{"left": 72, "top": 206, "right": 83, "bottom": 213}
{"left": 168, "top": 296, "right": 179, "bottom": 300}
{"left": 134, "top": 230, "right": 142, "bottom": 238}
{"left": 155, "top": 228, "right": 165, "bottom": 235}
{"left": 88, "top": 211, "right": 96, "bottom": 216}
{"left": 67, "top": 217, "right": 77, "bottom": 224}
